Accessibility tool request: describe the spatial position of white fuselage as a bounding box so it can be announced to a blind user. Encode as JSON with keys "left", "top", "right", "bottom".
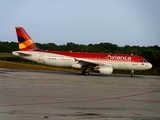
{"left": 12, "top": 51, "right": 152, "bottom": 71}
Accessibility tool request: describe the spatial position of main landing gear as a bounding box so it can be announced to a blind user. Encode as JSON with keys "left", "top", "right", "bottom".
{"left": 131, "top": 70, "right": 135, "bottom": 77}
{"left": 81, "top": 68, "right": 90, "bottom": 75}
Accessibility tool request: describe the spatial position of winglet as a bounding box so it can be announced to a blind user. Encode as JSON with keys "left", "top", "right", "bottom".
{"left": 15, "top": 27, "right": 40, "bottom": 51}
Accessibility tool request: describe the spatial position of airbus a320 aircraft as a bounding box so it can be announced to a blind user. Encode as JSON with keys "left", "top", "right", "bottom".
{"left": 12, "top": 27, "right": 152, "bottom": 77}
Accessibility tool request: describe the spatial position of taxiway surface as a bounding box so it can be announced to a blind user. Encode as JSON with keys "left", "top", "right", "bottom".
{"left": 0, "top": 68, "right": 160, "bottom": 120}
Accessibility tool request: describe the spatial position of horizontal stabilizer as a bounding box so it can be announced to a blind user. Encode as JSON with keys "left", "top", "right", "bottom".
{"left": 17, "top": 52, "right": 32, "bottom": 56}
{"left": 12, "top": 51, "right": 32, "bottom": 57}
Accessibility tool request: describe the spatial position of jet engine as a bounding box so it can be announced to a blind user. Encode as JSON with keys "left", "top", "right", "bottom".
{"left": 98, "top": 65, "right": 113, "bottom": 74}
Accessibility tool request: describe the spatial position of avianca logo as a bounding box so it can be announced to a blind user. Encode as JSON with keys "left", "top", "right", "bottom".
{"left": 106, "top": 55, "right": 132, "bottom": 61}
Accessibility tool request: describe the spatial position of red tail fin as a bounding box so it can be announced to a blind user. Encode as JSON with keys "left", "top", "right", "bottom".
{"left": 15, "top": 27, "right": 40, "bottom": 51}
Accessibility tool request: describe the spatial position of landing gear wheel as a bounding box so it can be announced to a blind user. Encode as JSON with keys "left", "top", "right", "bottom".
{"left": 85, "top": 72, "right": 89, "bottom": 76}
{"left": 131, "top": 74, "right": 135, "bottom": 77}
{"left": 81, "top": 71, "right": 85, "bottom": 75}
{"left": 81, "top": 69, "right": 89, "bottom": 76}
{"left": 131, "top": 70, "right": 135, "bottom": 77}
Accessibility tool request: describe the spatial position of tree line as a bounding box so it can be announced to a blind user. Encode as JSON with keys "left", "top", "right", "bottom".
{"left": 0, "top": 41, "right": 160, "bottom": 68}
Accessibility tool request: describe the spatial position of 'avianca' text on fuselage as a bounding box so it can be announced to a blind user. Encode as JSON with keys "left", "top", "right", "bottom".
{"left": 12, "top": 27, "right": 152, "bottom": 77}
{"left": 105, "top": 55, "right": 131, "bottom": 61}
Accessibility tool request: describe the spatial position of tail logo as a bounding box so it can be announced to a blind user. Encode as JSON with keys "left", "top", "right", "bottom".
{"left": 18, "top": 39, "right": 34, "bottom": 50}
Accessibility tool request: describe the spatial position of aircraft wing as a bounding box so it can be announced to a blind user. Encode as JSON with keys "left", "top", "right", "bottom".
{"left": 76, "top": 59, "right": 112, "bottom": 68}
{"left": 78, "top": 59, "right": 98, "bottom": 67}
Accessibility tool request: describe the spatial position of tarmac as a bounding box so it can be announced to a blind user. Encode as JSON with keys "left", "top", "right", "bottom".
{"left": 0, "top": 68, "right": 160, "bottom": 120}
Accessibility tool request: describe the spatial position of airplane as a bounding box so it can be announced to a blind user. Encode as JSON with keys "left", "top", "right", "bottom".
{"left": 12, "top": 27, "right": 152, "bottom": 77}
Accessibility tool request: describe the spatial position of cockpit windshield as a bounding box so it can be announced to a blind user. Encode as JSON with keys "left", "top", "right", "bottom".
{"left": 142, "top": 59, "right": 147, "bottom": 62}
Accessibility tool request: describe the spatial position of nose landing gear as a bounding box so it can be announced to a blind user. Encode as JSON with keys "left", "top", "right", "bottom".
{"left": 131, "top": 70, "right": 135, "bottom": 77}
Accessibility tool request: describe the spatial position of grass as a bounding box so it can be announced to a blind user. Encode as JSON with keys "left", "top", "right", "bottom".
{"left": 0, "top": 60, "right": 77, "bottom": 72}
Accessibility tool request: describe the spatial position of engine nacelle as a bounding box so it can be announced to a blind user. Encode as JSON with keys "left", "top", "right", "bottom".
{"left": 71, "top": 63, "right": 82, "bottom": 68}
{"left": 99, "top": 66, "right": 113, "bottom": 74}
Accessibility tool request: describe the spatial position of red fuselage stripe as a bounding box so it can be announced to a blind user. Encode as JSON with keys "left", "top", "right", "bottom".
{"left": 33, "top": 50, "right": 145, "bottom": 63}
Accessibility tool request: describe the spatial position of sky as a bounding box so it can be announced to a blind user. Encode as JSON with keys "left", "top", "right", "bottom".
{"left": 0, "top": 0, "right": 160, "bottom": 46}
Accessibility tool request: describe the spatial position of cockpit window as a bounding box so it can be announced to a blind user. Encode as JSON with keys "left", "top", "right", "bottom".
{"left": 142, "top": 59, "right": 147, "bottom": 62}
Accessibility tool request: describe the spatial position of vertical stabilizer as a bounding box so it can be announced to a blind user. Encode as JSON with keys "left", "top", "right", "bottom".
{"left": 15, "top": 27, "right": 40, "bottom": 51}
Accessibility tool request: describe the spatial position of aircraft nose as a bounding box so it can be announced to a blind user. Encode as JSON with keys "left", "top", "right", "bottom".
{"left": 148, "top": 63, "right": 152, "bottom": 69}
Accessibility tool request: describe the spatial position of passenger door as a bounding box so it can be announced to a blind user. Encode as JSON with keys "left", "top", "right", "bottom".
{"left": 39, "top": 53, "right": 45, "bottom": 63}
